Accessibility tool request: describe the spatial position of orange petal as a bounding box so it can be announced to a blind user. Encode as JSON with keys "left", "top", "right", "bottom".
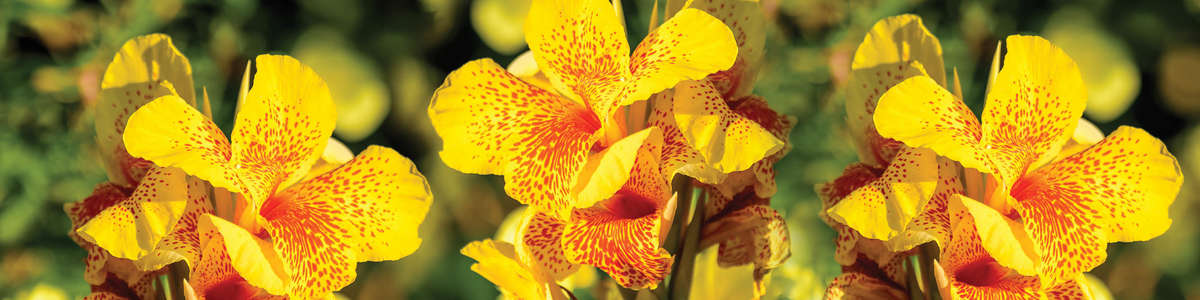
{"left": 123, "top": 95, "right": 240, "bottom": 194}
{"left": 231, "top": 55, "right": 337, "bottom": 206}
{"left": 942, "top": 199, "right": 1043, "bottom": 300}
{"left": 524, "top": 0, "right": 630, "bottom": 116}
{"left": 1011, "top": 126, "right": 1182, "bottom": 285}
{"left": 97, "top": 34, "right": 195, "bottom": 186}
{"left": 689, "top": 0, "right": 766, "bottom": 99}
{"left": 981, "top": 35, "right": 1086, "bottom": 187}
{"left": 517, "top": 211, "right": 579, "bottom": 281}
{"left": 429, "top": 58, "right": 602, "bottom": 219}
{"left": 199, "top": 214, "right": 290, "bottom": 296}
{"left": 624, "top": 8, "right": 738, "bottom": 106}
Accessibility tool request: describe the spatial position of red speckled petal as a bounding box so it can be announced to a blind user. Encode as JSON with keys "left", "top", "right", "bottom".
{"left": 1011, "top": 126, "right": 1182, "bottom": 286}
{"left": 64, "top": 183, "right": 129, "bottom": 285}
{"left": 261, "top": 146, "right": 431, "bottom": 297}
{"left": 828, "top": 147, "right": 939, "bottom": 244}
{"left": 648, "top": 92, "right": 725, "bottom": 184}
{"left": 192, "top": 219, "right": 285, "bottom": 300}
{"left": 981, "top": 35, "right": 1086, "bottom": 187}
{"left": 137, "top": 177, "right": 215, "bottom": 271}
{"left": 824, "top": 271, "right": 906, "bottom": 300}
{"left": 561, "top": 138, "right": 672, "bottom": 289}
{"left": 873, "top": 76, "right": 992, "bottom": 174}
{"left": 97, "top": 34, "right": 195, "bottom": 186}
{"left": 517, "top": 211, "right": 579, "bottom": 281}
{"left": 624, "top": 8, "right": 737, "bottom": 106}
{"left": 707, "top": 205, "right": 790, "bottom": 278}
{"left": 429, "top": 58, "right": 602, "bottom": 219}
{"left": 124, "top": 95, "right": 240, "bottom": 195}
{"left": 525, "top": 0, "right": 630, "bottom": 117}
{"left": 689, "top": 0, "right": 766, "bottom": 99}
{"left": 942, "top": 198, "right": 1044, "bottom": 300}
{"left": 713, "top": 96, "right": 795, "bottom": 199}
{"left": 231, "top": 55, "right": 337, "bottom": 206}
{"left": 77, "top": 167, "right": 189, "bottom": 264}
{"left": 674, "top": 80, "right": 783, "bottom": 174}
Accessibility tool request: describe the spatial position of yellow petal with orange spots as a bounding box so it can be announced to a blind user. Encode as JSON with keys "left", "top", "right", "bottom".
{"left": 674, "top": 80, "right": 783, "bottom": 173}
{"left": 846, "top": 14, "right": 943, "bottom": 167}
{"left": 258, "top": 146, "right": 430, "bottom": 298}
{"left": 828, "top": 147, "right": 938, "bottom": 243}
{"left": 706, "top": 205, "right": 790, "bottom": 277}
{"left": 873, "top": 76, "right": 992, "bottom": 173}
{"left": 78, "top": 167, "right": 188, "bottom": 263}
{"left": 429, "top": 58, "right": 602, "bottom": 220}
{"left": 1011, "top": 126, "right": 1181, "bottom": 286}
{"left": 712, "top": 95, "right": 794, "bottom": 199}
{"left": 824, "top": 272, "right": 906, "bottom": 300}
{"left": 516, "top": 210, "right": 579, "bottom": 282}
{"left": 648, "top": 92, "right": 725, "bottom": 184}
{"left": 981, "top": 35, "right": 1086, "bottom": 186}
{"left": 97, "top": 34, "right": 195, "bottom": 186}
{"left": 199, "top": 214, "right": 290, "bottom": 296}
{"left": 124, "top": 95, "right": 240, "bottom": 194}
{"left": 65, "top": 183, "right": 132, "bottom": 285}
{"left": 562, "top": 133, "right": 672, "bottom": 289}
{"left": 128, "top": 177, "right": 214, "bottom": 271}
{"left": 941, "top": 195, "right": 1043, "bottom": 300}
{"left": 191, "top": 217, "right": 285, "bottom": 300}
{"left": 525, "top": 0, "right": 630, "bottom": 116}
{"left": 953, "top": 194, "right": 1039, "bottom": 277}
{"left": 1056, "top": 118, "right": 1105, "bottom": 161}
{"left": 689, "top": 0, "right": 766, "bottom": 99}
{"left": 624, "top": 8, "right": 737, "bottom": 106}
{"left": 462, "top": 239, "right": 568, "bottom": 300}
{"left": 231, "top": 55, "right": 337, "bottom": 206}
{"left": 574, "top": 127, "right": 662, "bottom": 209}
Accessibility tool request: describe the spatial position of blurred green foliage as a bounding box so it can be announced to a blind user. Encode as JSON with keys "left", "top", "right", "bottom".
{"left": 1, "top": 0, "right": 1199, "bottom": 299}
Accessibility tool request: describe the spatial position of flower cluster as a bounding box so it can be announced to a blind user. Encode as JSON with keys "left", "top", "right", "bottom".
{"left": 432, "top": 0, "right": 793, "bottom": 297}
{"left": 821, "top": 15, "right": 1183, "bottom": 299}
{"left": 66, "top": 34, "right": 432, "bottom": 299}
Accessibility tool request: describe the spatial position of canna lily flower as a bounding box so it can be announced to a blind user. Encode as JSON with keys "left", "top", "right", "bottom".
{"left": 66, "top": 34, "right": 213, "bottom": 298}
{"left": 429, "top": 0, "right": 738, "bottom": 220}
{"left": 698, "top": 185, "right": 790, "bottom": 293}
{"left": 122, "top": 55, "right": 433, "bottom": 298}
{"left": 873, "top": 35, "right": 1184, "bottom": 285}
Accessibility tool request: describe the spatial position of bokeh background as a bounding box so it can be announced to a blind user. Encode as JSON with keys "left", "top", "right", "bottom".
{"left": 2, "top": 0, "right": 1199, "bottom": 298}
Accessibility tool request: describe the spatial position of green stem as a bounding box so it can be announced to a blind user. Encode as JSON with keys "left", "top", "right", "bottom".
{"left": 668, "top": 190, "right": 706, "bottom": 299}
{"left": 917, "top": 243, "right": 942, "bottom": 300}
{"left": 166, "top": 261, "right": 189, "bottom": 300}
{"left": 662, "top": 175, "right": 694, "bottom": 256}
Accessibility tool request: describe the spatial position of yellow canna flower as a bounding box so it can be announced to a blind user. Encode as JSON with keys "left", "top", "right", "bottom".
{"left": 428, "top": 0, "right": 738, "bottom": 220}
{"left": 65, "top": 34, "right": 214, "bottom": 297}
{"left": 463, "top": 209, "right": 578, "bottom": 300}
{"left": 122, "top": 55, "right": 433, "bottom": 298}
{"left": 872, "top": 35, "right": 1184, "bottom": 286}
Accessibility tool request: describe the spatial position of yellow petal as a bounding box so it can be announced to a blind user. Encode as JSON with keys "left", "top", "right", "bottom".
{"left": 981, "top": 35, "right": 1086, "bottom": 186}
{"left": 429, "top": 58, "right": 602, "bottom": 219}
{"left": 462, "top": 239, "right": 559, "bottom": 300}
{"left": 624, "top": 8, "right": 738, "bottom": 105}
{"left": 516, "top": 210, "right": 579, "bottom": 282}
{"left": 524, "top": 0, "right": 630, "bottom": 116}
{"left": 873, "top": 76, "right": 992, "bottom": 173}
{"left": 132, "top": 176, "right": 215, "bottom": 271}
{"left": 573, "top": 127, "right": 662, "bottom": 209}
{"left": 674, "top": 80, "right": 783, "bottom": 173}
{"left": 232, "top": 54, "right": 337, "bottom": 206}
{"left": 97, "top": 34, "right": 195, "bottom": 186}
{"left": 1056, "top": 118, "right": 1105, "bottom": 160}
{"left": 689, "top": 0, "right": 766, "bottom": 99}
{"left": 260, "top": 146, "right": 432, "bottom": 297}
{"left": 77, "top": 167, "right": 188, "bottom": 262}
{"left": 689, "top": 246, "right": 758, "bottom": 300}
{"left": 123, "top": 95, "right": 241, "bottom": 194}
{"left": 199, "top": 214, "right": 290, "bottom": 296}
{"left": 824, "top": 272, "right": 906, "bottom": 300}
{"left": 648, "top": 92, "right": 725, "bottom": 184}
{"left": 505, "top": 50, "right": 555, "bottom": 91}
{"left": 952, "top": 194, "right": 1039, "bottom": 277}
{"left": 828, "top": 147, "right": 938, "bottom": 243}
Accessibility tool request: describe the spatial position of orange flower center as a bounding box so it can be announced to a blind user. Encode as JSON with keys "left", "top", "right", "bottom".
{"left": 605, "top": 191, "right": 659, "bottom": 219}
{"left": 954, "top": 257, "right": 1009, "bottom": 287}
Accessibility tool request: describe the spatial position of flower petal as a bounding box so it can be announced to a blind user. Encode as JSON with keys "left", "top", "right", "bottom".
{"left": 624, "top": 8, "right": 738, "bottom": 106}
{"left": 199, "top": 214, "right": 290, "bottom": 296}
{"left": 689, "top": 0, "right": 766, "bottom": 99}
{"left": 524, "top": 0, "right": 630, "bottom": 116}
{"left": 517, "top": 210, "right": 579, "bottom": 281}
{"left": 573, "top": 127, "right": 662, "bottom": 209}
{"left": 943, "top": 197, "right": 1043, "bottom": 299}
{"left": 429, "top": 58, "right": 602, "bottom": 219}
{"left": 648, "top": 92, "right": 725, "bottom": 184}
{"left": 78, "top": 167, "right": 189, "bottom": 263}
{"left": 713, "top": 96, "right": 794, "bottom": 198}
{"left": 258, "top": 146, "right": 431, "bottom": 297}
{"left": 847, "top": 14, "right": 944, "bottom": 167}
{"left": 97, "top": 34, "right": 195, "bottom": 186}
{"left": 954, "top": 195, "right": 1039, "bottom": 277}
{"left": 674, "top": 80, "right": 783, "bottom": 173}
{"left": 828, "top": 147, "right": 939, "bottom": 243}
{"left": 981, "top": 35, "right": 1086, "bottom": 186}
{"left": 705, "top": 205, "right": 790, "bottom": 277}
{"left": 192, "top": 219, "right": 284, "bottom": 300}
{"left": 462, "top": 239, "right": 562, "bottom": 300}
{"left": 231, "top": 55, "right": 337, "bottom": 206}
{"left": 874, "top": 76, "right": 992, "bottom": 173}
{"left": 824, "top": 272, "right": 906, "bottom": 300}
{"left": 124, "top": 95, "right": 240, "bottom": 194}
{"left": 1011, "top": 126, "right": 1182, "bottom": 285}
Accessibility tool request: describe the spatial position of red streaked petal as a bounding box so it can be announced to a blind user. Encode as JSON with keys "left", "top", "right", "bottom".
{"left": 429, "top": 58, "right": 602, "bottom": 219}
{"left": 648, "top": 92, "right": 725, "bottom": 184}
{"left": 624, "top": 8, "right": 738, "bottom": 106}
{"left": 689, "top": 0, "right": 766, "bottom": 99}
{"left": 873, "top": 76, "right": 992, "bottom": 174}
{"left": 525, "top": 0, "right": 630, "bottom": 116}
{"left": 123, "top": 95, "right": 240, "bottom": 194}
{"left": 517, "top": 211, "right": 578, "bottom": 281}
{"left": 824, "top": 271, "right": 906, "bottom": 300}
